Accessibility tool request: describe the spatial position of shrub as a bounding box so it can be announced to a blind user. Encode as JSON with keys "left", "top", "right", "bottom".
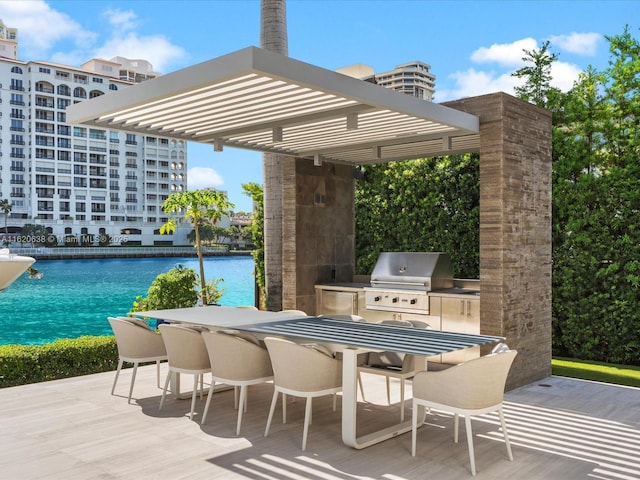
{"left": 0, "top": 336, "right": 118, "bottom": 388}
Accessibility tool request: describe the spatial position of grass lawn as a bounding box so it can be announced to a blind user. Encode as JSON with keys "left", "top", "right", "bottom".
{"left": 552, "top": 357, "right": 640, "bottom": 388}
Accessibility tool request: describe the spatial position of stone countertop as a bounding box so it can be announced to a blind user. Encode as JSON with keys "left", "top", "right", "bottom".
{"left": 314, "top": 282, "right": 370, "bottom": 292}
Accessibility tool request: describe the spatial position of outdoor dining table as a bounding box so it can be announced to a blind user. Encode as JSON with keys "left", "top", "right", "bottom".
{"left": 135, "top": 305, "right": 504, "bottom": 449}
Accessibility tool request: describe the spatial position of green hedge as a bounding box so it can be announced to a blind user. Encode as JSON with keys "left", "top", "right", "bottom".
{"left": 0, "top": 336, "right": 118, "bottom": 388}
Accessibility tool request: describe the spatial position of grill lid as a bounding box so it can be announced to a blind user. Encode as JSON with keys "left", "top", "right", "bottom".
{"left": 369, "top": 252, "right": 454, "bottom": 291}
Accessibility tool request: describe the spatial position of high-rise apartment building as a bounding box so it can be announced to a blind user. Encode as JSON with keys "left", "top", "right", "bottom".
{"left": 375, "top": 61, "right": 435, "bottom": 101}
{"left": 337, "top": 60, "right": 436, "bottom": 101}
{"left": 0, "top": 20, "right": 189, "bottom": 246}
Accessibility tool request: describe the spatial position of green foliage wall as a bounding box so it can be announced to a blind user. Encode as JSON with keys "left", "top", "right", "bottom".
{"left": 355, "top": 154, "right": 480, "bottom": 279}
{"left": 550, "top": 28, "right": 640, "bottom": 365}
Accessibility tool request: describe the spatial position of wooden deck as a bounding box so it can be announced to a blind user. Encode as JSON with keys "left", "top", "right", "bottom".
{"left": 0, "top": 366, "right": 638, "bottom": 479}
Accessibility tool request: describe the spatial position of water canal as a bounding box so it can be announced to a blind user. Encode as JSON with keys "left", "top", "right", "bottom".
{"left": 0, "top": 256, "right": 254, "bottom": 345}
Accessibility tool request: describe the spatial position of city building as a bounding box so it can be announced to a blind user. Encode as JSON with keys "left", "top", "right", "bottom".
{"left": 337, "top": 60, "right": 436, "bottom": 101}
{"left": 0, "top": 20, "right": 190, "bottom": 246}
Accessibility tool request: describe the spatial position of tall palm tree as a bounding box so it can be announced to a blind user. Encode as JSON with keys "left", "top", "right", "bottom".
{"left": 261, "top": 0, "right": 288, "bottom": 311}
{"left": 0, "top": 198, "right": 11, "bottom": 236}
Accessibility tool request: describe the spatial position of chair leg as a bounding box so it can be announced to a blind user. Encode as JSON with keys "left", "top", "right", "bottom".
{"left": 454, "top": 413, "right": 459, "bottom": 443}
{"left": 464, "top": 415, "right": 476, "bottom": 476}
{"left": 159, "top": 370, "right": 172, "bottom": 411}
{"left": 234, "top": 386, "right": 239, "bottom": 410}
{"left": 111, "top": 358, "right": 124, "bottom": 395}
{"left": 156, "top": 360, "right": 161, "bottom": 389}
{"left": 190, "top": 374, "right": 199, "bottom": 420}
{"left": 386, "top": 377, "right": 391, "bottom": 405}
{"left": 498, "top": 407, "right": 514, "bottom": 461}
{"left": 201, "top": 380, "right": 216, "bottom": 425}
{"left": 236, "top": 385, "right": 247, "bottom": 435}
{"left": 411, "top": 400, "right": 419, "bottom": 456}
{"left": 128, "top": 362, "right": 139, "bottom": 404}
{"left": 399, "top": 377, "right": 405, "bottom": 422}
{"left": 302, "top": 397, "right": 313, "bottom": 451}
{"left": 282, "top": 393, "right": 287, "bottom": 424}
{"left": 265, "top": 390, "right": 279, "bottom": 437}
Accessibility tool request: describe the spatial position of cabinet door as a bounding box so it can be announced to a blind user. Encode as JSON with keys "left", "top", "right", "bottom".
{"left": 316, "top": 291, "right": 357, "bottom": 316}
{"left": 441, "top": 297, "right": 480, "bottom": 364}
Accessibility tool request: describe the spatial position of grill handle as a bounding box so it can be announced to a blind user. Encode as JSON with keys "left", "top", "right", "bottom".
{"left": 370, "top": 280, "right": 428, "bottom": 287}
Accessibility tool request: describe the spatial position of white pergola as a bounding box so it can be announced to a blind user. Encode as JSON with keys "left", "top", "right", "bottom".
{"left": 66, "top": 46, "right": 479, "bottom": 165}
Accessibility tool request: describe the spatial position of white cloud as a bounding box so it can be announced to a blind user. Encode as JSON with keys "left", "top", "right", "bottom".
{"left": 0, "top": 0, "right": 96, "bottom": 58}
{"left": 470, "top": 38, "right": 538, "bottom": 67}
{"left": 549, "top": 32, "right": 601, "bottom": 56}
{"left": 94, "top": 33, "right": 186, "bottom": 73}
{"left": 102, "top": 8, "right": 139, "bottom": 33}
{"left": 187, "top": 167, "right": 224, "bottom": 191}
{"left": 550, "top": 61, "right": 583, "bottom": 91}
{"left": 93, "top": 7, "right": 186, "bottom": 73}
{"left": 436, "top": 68, "right": 523, "bottom": 102}
{"left": 0, "top": 0, "right": 186, "bottom": 72}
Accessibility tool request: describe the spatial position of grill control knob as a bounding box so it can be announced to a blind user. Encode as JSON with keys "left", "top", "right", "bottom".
{"left": 374, "top": 296, "right": 382, "bottom": 302}
{"left": 410, "top": 298, "right": 417, "bottom": 305}
{"left": 392, "top": 297, "right": 399, "bottom": 303}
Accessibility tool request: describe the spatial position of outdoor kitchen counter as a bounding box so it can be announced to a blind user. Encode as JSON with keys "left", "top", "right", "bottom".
{"left": 428, "top": 288, "right": 480, "bottom": 298}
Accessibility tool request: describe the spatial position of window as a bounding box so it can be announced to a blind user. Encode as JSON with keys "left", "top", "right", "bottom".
{"left": 89, "top": 129, "right": 106, "bottom": 140}
{"left": 10, "top": 66, "right": 22, "bottom": 74}
{"left": 39, "top": 67, "right": 51, "bottom": 74}
{"left": 73, "top": 126, "right": 86, "bottom": 137}
{"left": 10, "top": 119, "right": 24, "bottom": 131}
{"left": 109, "top": 84, "right": 118, "bottom": 91}
{"left": 10, "top": 93, "right": 24, "bottom": 105}
{"left": 92, "top": 77, "right": 103, "bottom": 83}
{"left": 10, "top": 79, "right": 24, "bottom": 90}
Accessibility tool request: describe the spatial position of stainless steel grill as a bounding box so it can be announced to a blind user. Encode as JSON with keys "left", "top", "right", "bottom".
{"left": 365, "top": 252, "right": 454, "bottom": 315}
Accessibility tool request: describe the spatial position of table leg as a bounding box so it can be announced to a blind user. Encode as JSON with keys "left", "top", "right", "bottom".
{"left": 341, "top": 347, "right": 426, "bottom": 449}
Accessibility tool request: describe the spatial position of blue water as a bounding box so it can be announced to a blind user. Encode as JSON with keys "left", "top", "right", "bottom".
{"left": 0, "top": 256, "right": 255, "bottom": 345}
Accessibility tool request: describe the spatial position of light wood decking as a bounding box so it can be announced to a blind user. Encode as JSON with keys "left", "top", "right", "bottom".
{"left": 0, "top": 366, "right": 638, "bottom": 479}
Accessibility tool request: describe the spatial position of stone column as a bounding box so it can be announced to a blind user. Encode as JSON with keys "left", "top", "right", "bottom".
{"left": 283, "top": 159, "right": 355, "bottom": 313}
{"left": 444, "top": 92, "right": 553, "bottom": 388}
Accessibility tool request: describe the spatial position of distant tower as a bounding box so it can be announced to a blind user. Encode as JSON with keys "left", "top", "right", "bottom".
{"left": 0, "top": 19, "right": 18, "bottom": 60}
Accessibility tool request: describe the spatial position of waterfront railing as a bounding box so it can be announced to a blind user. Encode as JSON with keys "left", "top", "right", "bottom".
{"left": 9, "top": 246, "right": 230, "bottom": 259}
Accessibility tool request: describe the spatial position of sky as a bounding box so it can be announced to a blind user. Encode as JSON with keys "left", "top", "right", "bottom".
{"left": 0, "top": 0, "right": 637, "bottom": 212}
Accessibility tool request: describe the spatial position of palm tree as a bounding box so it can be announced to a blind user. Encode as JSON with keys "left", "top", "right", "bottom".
{"left": 160, "top": 189, "right": 234, "bottom": 305}
{"left": 1, "top": 198, "right": 11, "bottom": 236}
{"left": 261, "top": 0, "right": 288, "bottom": 311}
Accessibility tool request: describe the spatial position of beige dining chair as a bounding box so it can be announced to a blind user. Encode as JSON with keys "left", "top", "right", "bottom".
{"left": 158, "top": 324, "right": 211, "bottom": 420}
{"left": 411, "top": 348, "right": 518, "bottom": 476}
{"left": 358, "top": 319, "right": 429, "bottom": 421}
{"left": 108, "top": 316, "right": 167, "bottom": 404}
{"left": 280, "top": 309, "right": 308, "bottom": 316}
{"left": 264, "top": 336, "right": 342, "bottom": 451}
{"left": 318, "top": 314, "right": 367, "bottom": 400}
{"left": 200, "top": 330, "right": 274, "bottom": 435}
